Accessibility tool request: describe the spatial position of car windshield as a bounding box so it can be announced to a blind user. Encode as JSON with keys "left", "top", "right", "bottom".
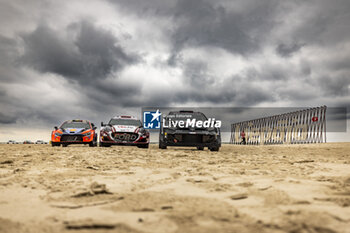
{"left": 61, "top": 122, "right": 90, "bottom": 129}
{"left": 109, "top": 119, "right": 142, "bottom": 126}
{"left": 165, "top": 112, "right": 207, "bottom": 121}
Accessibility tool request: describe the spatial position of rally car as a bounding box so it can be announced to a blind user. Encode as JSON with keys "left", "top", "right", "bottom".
{"left": 23, "top": 140, "right": 33, "bottom": 144}
{"left": 100, "top": 115, "right": 149, "bottom": 148}
{"left": 159, "top": 110, "right": 221, "bottom": 151}
{"left": 51, "top": 119, "right": 97, "bottom": 147}
{"left": 7, "top": 140, "right": 17, "bottom": 144}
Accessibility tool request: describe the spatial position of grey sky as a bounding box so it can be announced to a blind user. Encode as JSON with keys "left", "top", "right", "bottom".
{"left": 0, "top": 0, "right": 349, "bottom": 141}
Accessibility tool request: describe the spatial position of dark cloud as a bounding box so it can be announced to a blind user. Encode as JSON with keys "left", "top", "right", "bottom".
{"left": 300, "top": 60, "right": 312, "bottom": 76}
{"left": 73, "top": 21, "right": 138, "bottom": 79}
{"left": 0, "top": 35, "right": 16, "bottom": 63}
{"left": 110, "top": 0, "right": 281, "bottom": 61}
{"left": 0, "top": 112, "right": 17, "bottom": 124}
{"left": 170, "top": 0, "right": 278, "bottom": 58}
{"left": 0, "top": 0, "right": 349, "bottom": 142}
{"left": 105, "top": 0, "right": 350, "bottom": 107}
{"left": 20, "top": 25, "right": 83, "bottom": 78}
{"left": 183, "top": 60, "right": 215, "bottom": 87}
{"left": 290, "top": 0, "right": 350, "bottom": 47}
{"left": 108, "top": 0, "right": 175, "bottom": 15}
{"left": 19, "top": 20, "right": 139, "bottom": 83}
{"left": 0, "top": 19, "right": 144, "bottom": 127}
{"left": 326, "top": 54, "right": 350, "bottom": 72}
{"left": 276, "top": 42, "right": 304, "bottom": 58}
{"left": 0, "top": 35, "right": 19, "bottom": 82}
{"left": 319, "top": 75, "right": 350, "bottom": 97}
{"left": 14, "top": 20, "right": 145, "bottom": 122}
{"left": 171, "top": 67, "right": 275, "bottom": 106}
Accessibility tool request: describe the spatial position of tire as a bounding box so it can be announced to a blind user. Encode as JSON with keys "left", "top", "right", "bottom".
{"left": 51, "top": 142, "right": 59, "bottom": 147}
{"left": 209, "top": 146, "right": 219, "bottom": 152}
{"left": 89, "top": 140, "right": 97, "bottom": 147}
{"left": 90, "top": 135, "right": 97, "bottom": 147}
{"left": 197, "top": 146, "right": 204, "bottom": 150}
{"left": 159, "top": 141, "right": 167, "bottom": 149}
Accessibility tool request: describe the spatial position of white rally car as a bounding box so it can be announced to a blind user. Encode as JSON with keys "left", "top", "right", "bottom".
{"left": 100, "top": 115, "right": 149, "bottom": 148}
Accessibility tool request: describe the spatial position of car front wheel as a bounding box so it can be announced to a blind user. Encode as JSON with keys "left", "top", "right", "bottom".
{"left": 159, "top": 141, "right": 167, "bottom": 149}
{"left": 209, "top": 146, "right": 219, "bottom": 152}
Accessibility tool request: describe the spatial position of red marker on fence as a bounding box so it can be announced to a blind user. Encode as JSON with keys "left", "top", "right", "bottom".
{"left": 312, "top": 116, "right": 318, "bottom": 122}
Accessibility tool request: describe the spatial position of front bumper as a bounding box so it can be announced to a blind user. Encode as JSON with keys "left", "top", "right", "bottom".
{"left": 162, "top": 130, "right": 220, "bottom": 147}
{"left": 52, "top": 133, "right": 94, "bottom": 144}
{"left": 100, "top": 132, "right": 149, "bottom": 145}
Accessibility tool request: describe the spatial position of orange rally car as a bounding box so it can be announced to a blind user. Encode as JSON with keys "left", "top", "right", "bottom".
{"left": 51, "top": 119, "right": 97, "bottom": 147}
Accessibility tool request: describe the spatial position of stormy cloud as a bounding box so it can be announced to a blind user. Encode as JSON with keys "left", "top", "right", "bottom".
{"left": 170, "top": 0, "right": 277, "bottom": 56}
{"left": 0, "top": 112, "right": 17, "bottom": 124}
{"left": 276, "top": 42, "right": 304, "bottom": 58}
{"left": 0, "top": 0, "right": 349, "bottom": 141}
{"left": 19, "top": 20, "right": 139, "bottom": 83}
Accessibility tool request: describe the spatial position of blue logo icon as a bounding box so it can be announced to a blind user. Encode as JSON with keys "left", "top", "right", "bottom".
{"left": 143, "top": 109, "right": 161, "bottom": 129}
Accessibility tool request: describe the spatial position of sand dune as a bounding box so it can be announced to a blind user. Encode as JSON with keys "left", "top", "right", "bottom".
{"left": 0, "top": 143, "right": 350, "bottom": 233}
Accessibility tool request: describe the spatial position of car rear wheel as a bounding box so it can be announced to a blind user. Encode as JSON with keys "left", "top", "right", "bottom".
{"left": 209, "top": 146, "right": 219, "bottom": 152}
{"left": 197, "top": 146, "right": 204, "bottom": 150}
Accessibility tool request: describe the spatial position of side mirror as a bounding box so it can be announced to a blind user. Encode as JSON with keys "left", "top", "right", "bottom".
{"left": 101, "top": 122, "right": 104, "bottom": 127}
{"left": 93, "top": 126, "right": 97, "bottom": 130}
{"left": 54, "top": 126, "right": 58, "bottom": 130}
{"left": 91, "top": 123, "right": 95, "bottom": 127}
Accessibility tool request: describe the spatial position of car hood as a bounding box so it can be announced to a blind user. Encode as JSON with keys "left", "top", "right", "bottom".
{"left": 62, "top": 128, "right": 87, "bottom": 134}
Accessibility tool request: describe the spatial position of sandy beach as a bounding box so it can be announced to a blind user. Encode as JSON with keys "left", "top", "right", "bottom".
{"left": 0, "top": 143, "right": 349, "bottom": 233}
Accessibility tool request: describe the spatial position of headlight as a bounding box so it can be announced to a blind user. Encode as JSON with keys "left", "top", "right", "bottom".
{"left": 101, "top": 131, "right": 108, "bottom": 136}
{"left": 84, "top": 132, "right": 92, "bottom": 137}
{"left": 140, "top": 128, "right": 146, "bottom": 135}
{"left": 54, "top": 132, "right": 62, "bottom": 137}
